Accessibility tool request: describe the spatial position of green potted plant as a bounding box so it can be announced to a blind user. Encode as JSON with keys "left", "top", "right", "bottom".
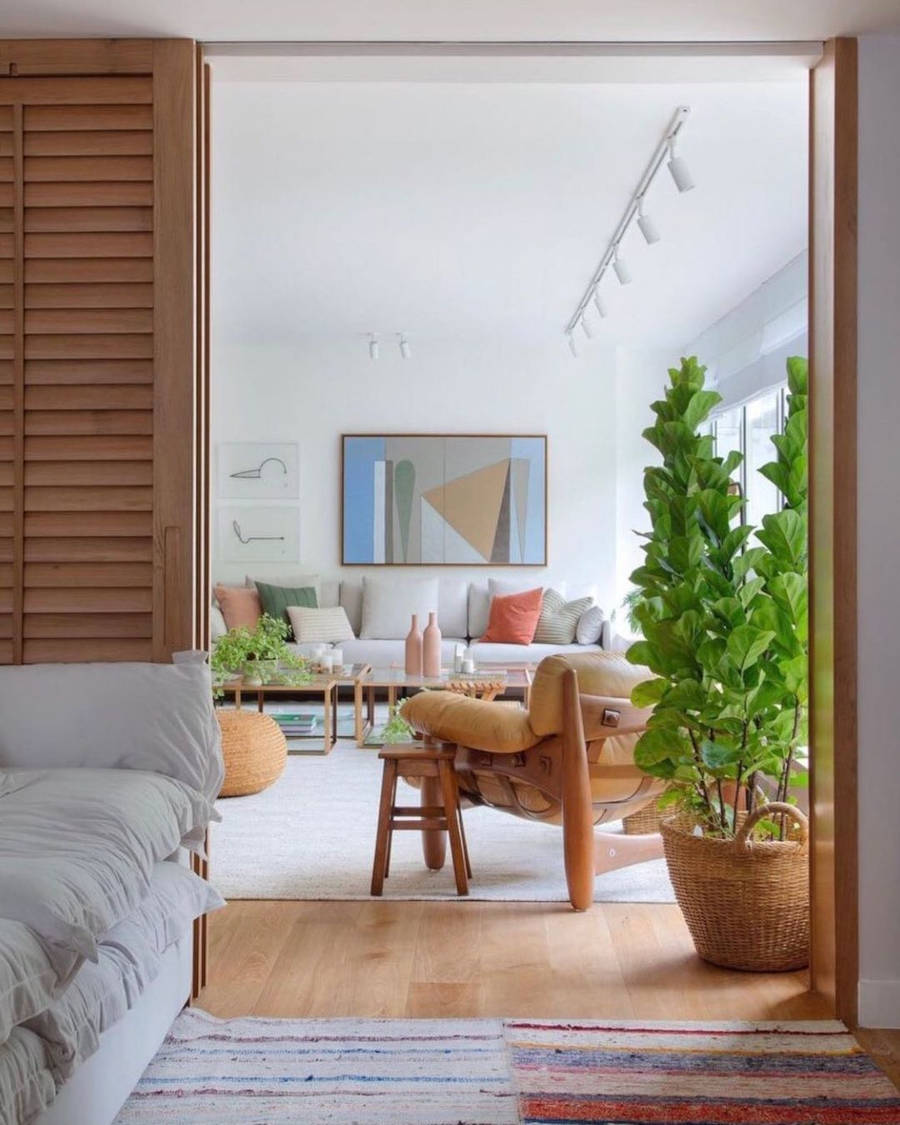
{"left": 379, "top": 702, "right": 417, "bottom": 745}
{"left": 211, "top": 614, "right": 311, "bottom": 689}
{"left": 626, "top": 355, "right": 809, "bottom": 971}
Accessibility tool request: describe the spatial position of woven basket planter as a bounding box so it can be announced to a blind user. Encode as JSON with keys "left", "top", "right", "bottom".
{"left": 660, "top": 802, "right": 809, "bottom": 972}
{"left": 218, "top": 711, "right": 287, "bottom": 798}
{"left": 623, "top": 803, "right": 662, "bottom": 835}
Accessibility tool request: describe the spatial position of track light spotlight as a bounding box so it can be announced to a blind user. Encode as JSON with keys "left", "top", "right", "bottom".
{"left": 567, "top": 331, "right": 579, "bottom": 357}
{"left": 613, "top": 247, "right": 632, "bottom": 286}
{"left": 398, "top": 334, "right": 411, "bottom": 360}
{"left": 636, "top": 197, "right": 660, "bottom": 245}
{"left": 667, "top": 139, "right": 695, "bottom": 193}
{"left": 593, "top": 290, "right": 607, "bottom": 318}
{"left": 368, "top": 333, "right": 379, "bottom": 361}
{"left": 580, "top": 314, "right": 594, "bottom": 339}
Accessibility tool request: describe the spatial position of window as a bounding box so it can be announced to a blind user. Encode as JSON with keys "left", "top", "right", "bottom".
{"left": 710, "top": 384, "right": 786, "bottom": 532}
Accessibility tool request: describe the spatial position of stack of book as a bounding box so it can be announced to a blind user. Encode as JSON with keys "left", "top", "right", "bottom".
{"left": 271, "top": 712, "right": 318, "bottom": 737}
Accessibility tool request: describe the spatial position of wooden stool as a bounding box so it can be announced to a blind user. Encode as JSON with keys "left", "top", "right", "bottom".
{"left": 371, "top": 747, "right": 471, "bottom": 897}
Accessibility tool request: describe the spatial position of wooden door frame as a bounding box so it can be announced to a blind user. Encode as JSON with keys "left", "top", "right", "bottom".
{"left": 809, "top": 36, "right": 859, "bottom": 1026}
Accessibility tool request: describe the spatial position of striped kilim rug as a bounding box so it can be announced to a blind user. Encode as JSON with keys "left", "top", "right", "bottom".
{"left": 507, "top": 1019, "right": 900, "bottom": 1124}
{"left": 115, "top": 1011, "right": 900, "bottom": 1124}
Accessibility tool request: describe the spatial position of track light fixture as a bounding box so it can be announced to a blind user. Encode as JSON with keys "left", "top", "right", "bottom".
{"left": 398, "top": 333, "right": 411, "bottom": 360}
{"left": 581, "top": 314, "right": 594, "bottom": 339}
{"left": 564, "top": 105, "right": 693, "bottom": 353}
{"left": 636, "top": 196, "right": 661, "bottom": 245}
{"left": 368, "top": 333, "right": 380, "bottom": 361}
{"left": 612, "top": 247, "right": 632, "bottom": 286}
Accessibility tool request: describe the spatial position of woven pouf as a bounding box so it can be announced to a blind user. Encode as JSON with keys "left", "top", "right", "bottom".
{"left": 218, "top": 711, "right": 287, "bottom": 798}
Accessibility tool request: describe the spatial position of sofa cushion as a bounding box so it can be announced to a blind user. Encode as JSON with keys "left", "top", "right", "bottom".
{"left": 402, "top": 690, "right": 540, "bottom": 754}
{"left": 340, "top": 637, "right": 466, "bottom": 669}
{"left": 482, "top": 587, "right": 543, "bottom": 644}
{"left": 245, "top": 571, "right": 322, "bottom": 605}
{"left": 533, "top": 589, "right": 593, "bottom": 645}
{"left": 287, "top": 605, "right": 354, "bottom": 644}
{"left": 214, "top": 584, "right": 261, "bottom": 631}
{"left": 528, "top": 652, "right": 650, "bottom": 737}
{"left": 468, "top": 641, "right": 601, "bottom": 664}
{"left": 254, "top": 580, "right": 317, "bottom": 632}
{"left": 359, "top": 576, "right": 439, "bottom": 639}
{"left": 468, "top": 579, "right": 566, "bottom": 639}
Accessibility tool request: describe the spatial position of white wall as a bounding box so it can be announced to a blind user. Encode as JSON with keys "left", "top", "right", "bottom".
{"left": 856, "top": 33, "right": 900, "bottom": 1029}
{"left": 613, "top": 348, "right": 670, "bottom": 614}
{"left": 211, "top": 337, "right": 619, "bottom": 609}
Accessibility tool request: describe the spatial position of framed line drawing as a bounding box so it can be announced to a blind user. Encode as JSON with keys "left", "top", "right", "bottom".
{"left": 218, "top": 442, "right": 299, "bottom": 499}
{"left": 218, "top": 506, "right": 300, "bottom": 563}
{"left": 342, "top": 434, "right": 547, "bottom": 566}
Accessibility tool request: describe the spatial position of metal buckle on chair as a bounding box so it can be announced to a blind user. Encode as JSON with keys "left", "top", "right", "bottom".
{"left": 601, "top": 708, "right": 621, "bottom": 727}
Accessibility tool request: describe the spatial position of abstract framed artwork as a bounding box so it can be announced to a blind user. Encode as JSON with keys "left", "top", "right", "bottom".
{"left": 218, "top": 442, "right": 299, "bottom": 499}
{"left": 218, "top": 505, "right": 300, "bottom": 563}
{"left": 342, "top": 434, "right": 547, "bottom": 566}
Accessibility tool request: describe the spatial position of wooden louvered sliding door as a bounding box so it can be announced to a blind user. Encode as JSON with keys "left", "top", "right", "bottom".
{"left": 0, "top": 41, "right": 200, "bottom": 663}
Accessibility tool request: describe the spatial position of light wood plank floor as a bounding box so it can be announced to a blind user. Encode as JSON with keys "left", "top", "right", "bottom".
{"left": 199, "top": 900, "right": 900, "bottom": 1087}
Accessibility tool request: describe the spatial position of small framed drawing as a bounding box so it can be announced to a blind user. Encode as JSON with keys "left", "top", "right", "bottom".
{"left": 218, "top": 506, "right": 300, "bottom": 563}
{"left": 218, "top": 443, "right": 299, "bottom": 499}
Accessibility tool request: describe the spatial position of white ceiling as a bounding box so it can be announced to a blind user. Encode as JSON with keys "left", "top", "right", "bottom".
{"left": 0, "top": 0, "right": 899, "bottom": 40}
{"left": 213, "top": 78, "right": 808, "bottom": 350}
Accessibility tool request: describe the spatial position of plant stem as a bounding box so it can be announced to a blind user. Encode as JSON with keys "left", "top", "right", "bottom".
{"left": 715, "top": 778, "right": 727, "bottom": 834}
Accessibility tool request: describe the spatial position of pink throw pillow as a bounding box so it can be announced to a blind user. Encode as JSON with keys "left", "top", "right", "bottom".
{"left": 481, "top": 587, "right": 544, "bottom": 645}
{"left": 214, "top": 585, "right": 262, "bottom": 631}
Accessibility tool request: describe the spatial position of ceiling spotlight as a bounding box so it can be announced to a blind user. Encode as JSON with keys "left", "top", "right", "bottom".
{"left": 613, "top": 247, "right": 632, "bottom": 286}
{"left": 368, "top": 333, "right": 379, "bottom": 361}
{"left": 566, "top": 331, "right": 579, "bottom": 357}
{"left": 593, "top": 290, "right": 607, "bottom": 318}
{"left": 667, "top": 139, "right": 695, "bottom": 193}
{"left": 398, "top": 334, "right": 411, "bottom": 360}
{"left": 636, "top": 197, "right": 660, "bottom": 245}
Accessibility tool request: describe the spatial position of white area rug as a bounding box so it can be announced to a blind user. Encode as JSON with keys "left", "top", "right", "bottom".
{"left": 210, "top": 738, "right": 674, "bottom": 903}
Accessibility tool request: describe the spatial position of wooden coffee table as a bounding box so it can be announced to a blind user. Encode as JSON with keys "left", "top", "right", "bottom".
{"left": 219, "top": 663, "right": 372, "bottom": 754}
{"left": 357, "top": 663, "right": 534, "bottom": 747}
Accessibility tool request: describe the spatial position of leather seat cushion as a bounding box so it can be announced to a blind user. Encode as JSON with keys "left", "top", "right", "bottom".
{"left": 402, "top": 691, "right": 540, "bottom": 754}
{"left": 528, "top": 651, "right": 650, "bottom": 737}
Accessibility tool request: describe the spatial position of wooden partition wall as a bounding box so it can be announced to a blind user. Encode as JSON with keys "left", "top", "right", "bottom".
{"left": 0, "top": 39, "right": 199, "bottom": 664}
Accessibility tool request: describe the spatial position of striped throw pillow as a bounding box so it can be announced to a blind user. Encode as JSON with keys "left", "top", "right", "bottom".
{"left": 533, "top": 590, "right": 594, "bottom": 645}
{"left": 286, "top": 606, "right": 355, "bottom": 644}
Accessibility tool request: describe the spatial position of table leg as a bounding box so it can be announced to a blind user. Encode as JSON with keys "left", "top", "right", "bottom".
{"left": 257, "top": 690, "right": 263, "bottom": 714}
{"left": 234, "top": 687, "right": 242, "bottom": 712}
{"left": 420, "top": 737, "right": 447, "bottom": 870}
{"left": 323, "top": 684, "right": 333, "bottom": 753}
{"left": 332, "top": 683, "right": 338, "bottom": 745}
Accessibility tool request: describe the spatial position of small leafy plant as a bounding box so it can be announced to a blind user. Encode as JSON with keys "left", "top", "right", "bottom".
{"left": 379, "top": 702, "right": 416, "bottom": 744}
{"left": 626, "top": 356, "right": 808, "bottom": 839}
{"left": 210, "top": 613, "right": 312, "bottom": 688}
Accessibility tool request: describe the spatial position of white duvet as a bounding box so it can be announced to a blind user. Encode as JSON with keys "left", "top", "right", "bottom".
{"left": 0, "top": 768, "right": 217, "bottom": 960}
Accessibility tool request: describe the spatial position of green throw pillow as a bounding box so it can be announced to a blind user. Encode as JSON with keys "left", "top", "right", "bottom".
{"left": 254, "top": 581, "right": 318, "bottom": 637}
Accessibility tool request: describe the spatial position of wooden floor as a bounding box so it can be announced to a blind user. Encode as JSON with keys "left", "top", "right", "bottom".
{"left": 200, "top": 899, "right": 829, "bottom": 1021}
{"left": 199, "top": 900, "right": 900, "bottom": 1086}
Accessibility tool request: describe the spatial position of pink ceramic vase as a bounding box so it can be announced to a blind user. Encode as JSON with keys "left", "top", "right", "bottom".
{"left": 405, "top": 614, "right": 423, "bottom": 676}
{"left": 423, "top": 611, "right": 442, "bottom": 677}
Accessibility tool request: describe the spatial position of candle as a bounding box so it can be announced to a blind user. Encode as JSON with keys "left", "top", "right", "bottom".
{"left": 321, "top": 651, "right": 334, "bottom": 673}
{"left": 462, "top": 658, "right": 475, "bottom": 674}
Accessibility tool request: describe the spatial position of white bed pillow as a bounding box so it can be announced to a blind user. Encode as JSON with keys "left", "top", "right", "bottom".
{"left": 0, "top": 769, "right": 217, "bottom": 961}
{"left": 287, "top": 605, "right": 355, "bottom": 644}
{"left": 0, "top": 920, "right": 79, "bottom": 1048}
{"left": 0, "top": 662, "right": 224, "bottom": 803}
{"left": 360, "top": 576, "right": 439, "bottom": 639}
{"left": 0, "top": 1026, "right": 56, "bottom": 1125}
{"left": 26, "top": 862, "right": 224, "bottom": 1081}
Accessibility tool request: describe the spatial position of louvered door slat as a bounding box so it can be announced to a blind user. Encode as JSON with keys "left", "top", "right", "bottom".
{"left": 0, "top": 105, "right": 15, "bottom": 661}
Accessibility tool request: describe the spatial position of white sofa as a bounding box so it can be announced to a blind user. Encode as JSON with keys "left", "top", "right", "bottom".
{"left": 212, "top": 576, "right": 610, "bottom": 667}
{"left": 0, "top": 661, "right": 223, "bottom": 1125}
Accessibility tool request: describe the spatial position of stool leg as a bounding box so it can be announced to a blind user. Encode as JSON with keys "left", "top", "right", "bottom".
{"left": 371, "top": 760, "right": 396, "bottom": 896}
{"left": 457, "top": 803, "right": 472, "bottom": 879}
{"left": 384, "top": 761, "right": 399, "bottom": 879}
{"left": 439, "top": 760, "right": 469, "bottom": 896}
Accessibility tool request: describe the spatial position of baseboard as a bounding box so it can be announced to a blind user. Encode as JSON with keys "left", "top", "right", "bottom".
{"left": 858, "top": 978, "right": 900, "bottom": 1028}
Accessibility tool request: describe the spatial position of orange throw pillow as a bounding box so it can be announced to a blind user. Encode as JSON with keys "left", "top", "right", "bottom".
{"left": 481, "top": 587, "right": 544, "bottom": 645}
{"left": 214, "top": 584, "right": 262, "bottom": 631}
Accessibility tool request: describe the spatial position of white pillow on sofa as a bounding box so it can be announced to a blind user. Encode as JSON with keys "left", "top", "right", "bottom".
{"left": 287, "top": 605, "right": 355, "bottom": 644}
{"left": 576, "top": 604, "right": 605, "bottom": 645}
{"left": 359, "top": 576, "right": 439, "bottom": 639}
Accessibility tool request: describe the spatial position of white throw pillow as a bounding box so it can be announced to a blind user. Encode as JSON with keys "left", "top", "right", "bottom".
{"left": 360, "top": 576, "right": 440, "bottom": 639}
{"left": 287, "top": 605, "right": 355, "bottom": 644}
{"left": 576, "top": 604, "right": 605, "bottom": 645}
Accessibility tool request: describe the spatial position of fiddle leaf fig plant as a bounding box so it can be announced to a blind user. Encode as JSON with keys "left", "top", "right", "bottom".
{"left": 626, "top": 355, "right": 808, "bottom": 839}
